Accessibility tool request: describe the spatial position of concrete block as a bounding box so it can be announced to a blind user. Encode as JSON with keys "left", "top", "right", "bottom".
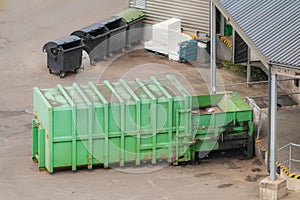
{"left": 260, "top": 176, "right": 287, "bottom": 200}
{"left": 254, "top": 142, "right": 269, "bottom": 167}
{"left": 280, "top": 169, "right": 300, "bottom": 191}
{"left": 216, "top": 37, "right": 232, "bottom": 61}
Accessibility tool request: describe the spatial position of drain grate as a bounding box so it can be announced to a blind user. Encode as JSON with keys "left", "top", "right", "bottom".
{"left": 251, "top": 94, "right": 297, "bottom": 109}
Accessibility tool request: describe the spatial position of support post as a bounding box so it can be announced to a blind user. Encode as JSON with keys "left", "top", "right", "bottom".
{"left": 270, "top": 71, "right": 277, "bottom": 181}
{"left": 232, "top": 29, "right": 235, "bottom": 63}
{"left": 289, "top": 144, "right": 292, "bottom": 173}
{"left": 261, "top": 65, "right": 286, "bottom": 199}
{"left": 210, "top": 1, "right": 216, "bottom": 94}
{"left": 247, "top": 47, "right": 251, "bottom": 85}
{"left": 267, "top": 66, "right": 271, "bottom": 173}
{"left": 220, "top": 16, "right": 224, "bottom": 35}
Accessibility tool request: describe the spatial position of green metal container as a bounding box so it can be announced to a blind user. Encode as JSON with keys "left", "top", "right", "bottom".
{"left": 191, "top": 92, "right": 253, "bottom": 158}
{"left": 32, "top": 76, "right": 192, "bottom": 172}
{"left": 32, "top": 76, "right": 253, "bottom": 173}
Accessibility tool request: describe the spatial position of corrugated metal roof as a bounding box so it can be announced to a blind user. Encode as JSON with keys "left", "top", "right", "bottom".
{"left": 216, "top": 0, "right": 300, "bottom": 68}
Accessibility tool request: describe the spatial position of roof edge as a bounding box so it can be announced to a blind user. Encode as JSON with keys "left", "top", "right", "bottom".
{"left": 211, "top": 0, "right": 270, "bottom": 69}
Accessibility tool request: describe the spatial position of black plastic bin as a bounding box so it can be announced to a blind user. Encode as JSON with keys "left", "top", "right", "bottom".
{"left": 195, "top": 36, "right": 210, "bottom": 64}
{"left": 71, "top": 23, "right": 109, "bottom": 65}
{"left": 115, "top": 8, "right": 145, "bottom": 48}
{"left": 100, "top": 16, "right": 127, "bottom": 56}
{"left": 42, "top": 36, "right": 83, "bottom": 78}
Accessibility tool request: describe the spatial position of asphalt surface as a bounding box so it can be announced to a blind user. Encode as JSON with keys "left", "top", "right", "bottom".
{"left": 0, "top": 1, "right": 299, "bottom": 199}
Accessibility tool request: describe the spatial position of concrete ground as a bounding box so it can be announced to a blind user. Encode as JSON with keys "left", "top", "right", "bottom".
{"left": 0, "top": 0, "right": 299, "bottom": 199}
{"left": 260, "top": 107, "right": 300, "bottom": 175}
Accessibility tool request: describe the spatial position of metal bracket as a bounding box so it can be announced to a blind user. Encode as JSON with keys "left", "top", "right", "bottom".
{"left": 272, "top": 66, "right": 300, "bottom": 78}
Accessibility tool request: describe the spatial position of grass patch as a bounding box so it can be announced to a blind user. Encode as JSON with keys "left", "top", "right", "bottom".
{"left": 222, "top": 61, "right": 267, "bottom": 81}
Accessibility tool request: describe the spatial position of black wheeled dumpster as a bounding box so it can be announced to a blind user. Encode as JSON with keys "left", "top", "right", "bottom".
{"left": 100, "top": 16, "right": 127, "bottom": 56}
{"left": 42, "top": 36, "right": 83, "bottom": 78}
{"left": 71, "top": 23, "right": 109, "bottom": 65}
{"left": 115, "top": 8, "right": 145, "bottom": 48}
{"left": 195, "top": 36, "right": 210, "bottom": 64}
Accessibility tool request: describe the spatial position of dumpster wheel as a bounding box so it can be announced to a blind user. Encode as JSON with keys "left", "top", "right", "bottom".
{"left": 74, "top": 68, "right": 80, "bottom": 74}
{"left": 59, "top": 72, "right": 66, "bottom": 79}
{"left": 91, "top": 60, "right": 96, "bottom": 66}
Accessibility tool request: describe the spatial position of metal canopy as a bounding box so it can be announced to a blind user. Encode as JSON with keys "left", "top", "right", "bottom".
{"left": 213, "top": 0, "right": 300, "bottom": 70}
{"left": 210, "top": 0, "right": 300, "bottom": 182}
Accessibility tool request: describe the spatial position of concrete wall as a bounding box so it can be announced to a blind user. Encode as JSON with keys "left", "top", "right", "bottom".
{"left": 216, "top": 37, "right": 232, "bottom": 61}
{"left": 278, "top": 75, "right": 300, "bottom": 105}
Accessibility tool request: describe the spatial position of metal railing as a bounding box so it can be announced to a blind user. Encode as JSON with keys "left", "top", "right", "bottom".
{"left": 277, "top": 143, "right": 300, "bottom": 174}
{"left": 246, "top": 97, "right": 267, "bottom": 139}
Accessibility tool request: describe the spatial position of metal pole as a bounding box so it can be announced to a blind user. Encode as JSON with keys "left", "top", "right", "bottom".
{"left": 267, "top": 66, "right": 271, "bottom": 173}
{"left": 210, "top": 1, "right": 216, "bottom": 94}
{"left": 289, "top": 144, "right": 292, "bottom": 173}
{"left": 247, "top": 47, "right": 251, "bottom": 85}
{"left": 270, "top": 71, "right": 277, "bottom": 181}
{"left": 220, "top": 15, "right": 225, "bottom": 35}
{"left": 232, "top": 29, "right": 235, "bottom": 63}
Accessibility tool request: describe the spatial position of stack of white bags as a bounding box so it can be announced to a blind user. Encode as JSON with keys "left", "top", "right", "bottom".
{"left": 144, "top": 18, "right": 192, "bottom": 61}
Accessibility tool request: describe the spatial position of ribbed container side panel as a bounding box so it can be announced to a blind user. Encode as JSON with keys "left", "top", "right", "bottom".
{"left": 32, "top": 76, "right": 193, "bottom": 172}
{"left": 130, "top": 0, "right": 210, "bottom": 33}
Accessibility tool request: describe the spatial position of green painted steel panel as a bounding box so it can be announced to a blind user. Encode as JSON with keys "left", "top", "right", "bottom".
{"left": 32, "top": 76, "right": 253, "bottom": 172}
{"left": 191, "top": 92, "right": 253, "bottom": 156}
{"left": 33, "top": 76, "right": 193, "bottom": 172}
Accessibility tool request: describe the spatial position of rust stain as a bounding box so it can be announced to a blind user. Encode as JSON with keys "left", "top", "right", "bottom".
{"left": 159, "top": 154, "right": 167, "bottom": 159}
{"left": 32, "top": 123, "right": 39, "bottom": 128}
{"left": 143, "top": 154, "right": 150, "bottom": 161}
{"left": 88, "top": 157, "right": 93, "bottom": 168}
{"left": 46, "top": 134, "right": 49, "bottom": 140}
{"left": 34, "top": 111, "right": 38, "bottom": 119}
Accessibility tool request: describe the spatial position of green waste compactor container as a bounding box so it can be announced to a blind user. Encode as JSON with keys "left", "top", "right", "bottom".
{"left": 115, "top": 8, "right": 145, "bottom": 48}
{"left": 32, "top": 76, "right": 253, "bottom": 173}
{"left": 32, "top": 75, "right": 192, "bottom": 172}
{"left": 191, "top": 93, "right": 254, "bottom": 160}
